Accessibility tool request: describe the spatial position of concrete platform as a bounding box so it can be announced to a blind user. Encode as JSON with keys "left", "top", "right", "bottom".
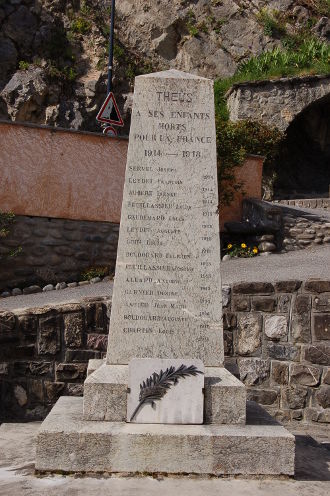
{"left": 36, "top": 397, "right": 294, "bottom": 475}
{"left": 2, "top": 420, "right": 330, "bottom": 496}
{"left": 83, "top": 363, "right": 247, "bottom": 424}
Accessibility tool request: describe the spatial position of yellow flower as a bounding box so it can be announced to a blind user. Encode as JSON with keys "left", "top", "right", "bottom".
{"left": 253, "top": 248, "right": 258, "bottom": 254}
{"left": 227, "top": 244, "right": 232, "bottom": 249}
{"left": 241, "top": 243, "right": 247, "bottom": 248}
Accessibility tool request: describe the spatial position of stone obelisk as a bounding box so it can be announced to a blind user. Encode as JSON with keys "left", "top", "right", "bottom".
{"left": 36, "top": 70, "right": 295, "bottom": 477}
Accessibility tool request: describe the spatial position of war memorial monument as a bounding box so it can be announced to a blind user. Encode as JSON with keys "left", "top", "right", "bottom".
{"left": 36, "top": 70, "right": 295, "bottom": 476}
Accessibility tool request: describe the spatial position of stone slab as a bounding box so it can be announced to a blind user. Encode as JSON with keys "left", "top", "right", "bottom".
{"left": 204, "top": 367, "right": 246, "bottom": 424}
{"left": 106, "top": 70, "right": 223, "bottom": 367}
{"left": 83, "top": 364, "right": 127, "bottom": 421}
{"left": 83, "top": 363, "right": 246, "bottom": 424}
{"left": 127, "top": 358, "right": 204, "bottom": 424}
{"left": 87, "top": 358, "right": 105, "bottom": 376}
{"left": 36, "top": 396, "right": 295, "bottom": 475}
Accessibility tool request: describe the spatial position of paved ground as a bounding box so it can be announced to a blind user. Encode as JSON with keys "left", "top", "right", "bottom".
{"left": 0, "top": 421, "right": 329, "bottom": 496}
{"left": 221, "top": 244, "right": 330, "bottom": 284}
{"left": 0, "top": 281, "right": 113, "bottom": 312}
{"left": 0, "top": 244, "right": 329, "bottom": 312}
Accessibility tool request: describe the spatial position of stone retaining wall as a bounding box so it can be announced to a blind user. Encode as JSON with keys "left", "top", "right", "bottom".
{"left": 280, "top": 209, "right": 330, "bottom": 251}
{"left": 226, "top": 75, "right": 330, "bottom": 131}
{"left": 223, "top": 279, "right": 330, "bottom": 423}
{"left": 0, "top": 216, "right": 119, "bottom": 291}
{"left": 274, "top": 198, "right": 330, "bottom": 210}
{"left": 241, "top": 199, "right": 330, "bottom": 252}
{"left": 1, "top": 279, "right": 329, "bottom": 423}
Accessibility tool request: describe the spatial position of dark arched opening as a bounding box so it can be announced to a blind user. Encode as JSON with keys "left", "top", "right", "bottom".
{"left": 272, "top": 93, "right": 330, "bottom": 199}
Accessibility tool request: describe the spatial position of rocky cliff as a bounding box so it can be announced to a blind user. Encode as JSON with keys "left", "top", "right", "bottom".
{"left": 0, "top": 0, "right": 329, "bottom": 133}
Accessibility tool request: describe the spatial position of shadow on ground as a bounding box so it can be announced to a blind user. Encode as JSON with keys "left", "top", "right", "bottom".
{"left": 294, "top": 434, "right": 330, "bottom": 481}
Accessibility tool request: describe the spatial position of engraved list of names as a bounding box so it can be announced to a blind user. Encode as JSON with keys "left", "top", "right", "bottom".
{"left": 106, "top": 70, "right": 223, "bottom": 367}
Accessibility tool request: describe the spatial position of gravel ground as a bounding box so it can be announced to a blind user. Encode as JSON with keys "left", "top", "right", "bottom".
{"left": 0, "top": 244, "right": 329, "bottom": 312}
{"left": 0, "top": 421, "right": 329, "bottom": 496}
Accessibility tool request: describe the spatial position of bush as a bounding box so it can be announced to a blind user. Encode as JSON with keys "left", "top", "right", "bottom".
{"left": 71, "top": 17, "right": 92, "bottom": 34}
{"left": 81, "top": 266, "right": 110, "bottom": 281}
{"left": 0, "top": 212, "right": 22, "bottom": 260}
{"left": 214, "top": 38, "right": 330, "bottom": 120}
{"left": 237, "top": 39, "right": 330, "bottom": 81}
{"left": 224, "top": 243, "right": 259, "bottom": 258}
{"left": 216, "top": 120, "right": 283, "bottom": 208}
{"left": 19, "top": 61, "right": 30, "bottom": 70}
{"left": 257, "top": 8, "right": 287, "bottom": 38}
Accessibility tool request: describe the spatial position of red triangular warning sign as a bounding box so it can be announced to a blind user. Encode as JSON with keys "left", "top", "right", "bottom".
{"left": 96, "top": 92, "right": 124, "bottom": 126}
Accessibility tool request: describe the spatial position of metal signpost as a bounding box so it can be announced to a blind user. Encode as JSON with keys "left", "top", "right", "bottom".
{"left": 96, "top": 0, "right": 123, "bottom": 135}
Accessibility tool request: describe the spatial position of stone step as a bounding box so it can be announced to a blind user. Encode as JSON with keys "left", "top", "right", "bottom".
{"left": 83, "top": 363, "right": 246, "bottom": 425}
{"left": 36, "top": 397, "right": 295, "bottom": 476}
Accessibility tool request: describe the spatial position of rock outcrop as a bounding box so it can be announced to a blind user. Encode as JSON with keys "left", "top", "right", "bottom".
{"left": 0, "top": 0, "right": 328, "bottom": 132}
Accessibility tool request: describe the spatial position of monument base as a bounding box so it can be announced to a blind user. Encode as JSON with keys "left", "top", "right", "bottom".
{"left": 36, "top": 397, "right": 295, "bottom": 476}
{"left": 83, "top": 363, "right": 246, "bottom": 425}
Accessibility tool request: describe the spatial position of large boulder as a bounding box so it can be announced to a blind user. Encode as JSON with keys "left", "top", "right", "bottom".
{"left": 1, "top": 67, "right": 48, "bottom": 121}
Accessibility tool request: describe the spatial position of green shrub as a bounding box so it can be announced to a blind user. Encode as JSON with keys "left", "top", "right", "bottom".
{"left": 113, "top": 45, "right": 125, "bottom": 60}
{"left": 186, "top": 9, "right": 199, "bottom": 37}
{"left": 125, "top": 63, "right": 136, "bottom": 81}
{"left": 216, "top": 120, "right": 283, "bottom": 208}
{"left": 71, "top": 17, "right": 92, "bottom": 34}
{"left": 188, "top": 24, "right": 199, "bottom": 36}
{"left": 47, "top": 63, "right": 77, "bottom": 82}
{"left": 81, "top": 266, "right": 110, "bottom": 281}
{"left": 237, "top": 39, "right": 330, "bottom": 80}
{"left": 80, "top": 0, "right": 92, "bottom": 17}
{"left": 224, "top": 243, "right": 259, "bottom": 258}
{"left": 214, "top": 38, "right": 330, "bottom": 120}
{"left": 19, "top": 61, "right": 30, "bottom": 70}
{"left": 257, "top": 8, "right": 287, "bottom": 38}
{"left": 0, "top": 212, "right": 22, "bottom": 260}
{"left": 198, "top": 21, "right": 208, "bottom": 34}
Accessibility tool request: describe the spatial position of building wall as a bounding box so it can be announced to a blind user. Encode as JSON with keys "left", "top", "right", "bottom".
{"left": 220, "top": 155, "right": 264, "bottom": 229}
{"left": 0, "top": 120, "right": 128, "bottom": 223}
{"left": 1, "top": 121, "right": 264, "bottom": 231}
{"left": 1, "top": 279, "right": 329, "bottom": 423}
{"left": 0, "top": 216, "right": 119, "bottom": 290}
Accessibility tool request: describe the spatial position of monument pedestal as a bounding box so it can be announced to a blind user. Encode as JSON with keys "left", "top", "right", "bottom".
{"left": 36, "top": 360, "right": 295, "bottom": 475}
{"left": 83, "top": 363, "right": 246, "bottom": 424}
{"left": 36, "top": 396, "right": 295, "bottom": 476}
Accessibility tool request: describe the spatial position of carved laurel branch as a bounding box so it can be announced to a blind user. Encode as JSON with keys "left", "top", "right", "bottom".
{"left": 130, "top": 364, "right": 203, "bottom": 421}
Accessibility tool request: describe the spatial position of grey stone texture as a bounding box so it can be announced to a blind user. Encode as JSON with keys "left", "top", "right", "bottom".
{"left": 83, "top": 363, "right": 246, "bottom": 425}
{"left": 242, "top": 199, "right": 330, "bottom": 254}
{"left": 4, "top": 422, "right": 330, "bottom": 496}
{"left": 0, "top": 299, "right": 109, "bottom": 421}
{"left": 1, "top": 278, "right": 330, "bottom": 424}
{"left": 127, "top": 358, "right": 205, "bottom": 424}
{"left": 106, "top": 70, "right": 223, "bottom": 367}
{"left": 275, "top": 198, "right": 330, "bottom": 210}
{"left": 0, "top": 215, "right": 119, "bottom": 291}
{"left": 226, "top": 75, "right": 330, "bottom": 132}
{"left": 36, "top": 397, "right": 295, "bottom": 476}
{"left": 264, "top": 315, "right": 288, "bottom": 340}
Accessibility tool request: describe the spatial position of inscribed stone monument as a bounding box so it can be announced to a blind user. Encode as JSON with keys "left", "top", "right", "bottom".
{"left": 106, "top": 70, "right": 223, "bottom": 366}
{"left": 36, "top": 70, "right": 295, "bottom": 476}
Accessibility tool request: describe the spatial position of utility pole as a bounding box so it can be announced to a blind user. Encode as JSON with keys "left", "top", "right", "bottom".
{"left": 107, "top": 0, "right": 116, "bottom": 95}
